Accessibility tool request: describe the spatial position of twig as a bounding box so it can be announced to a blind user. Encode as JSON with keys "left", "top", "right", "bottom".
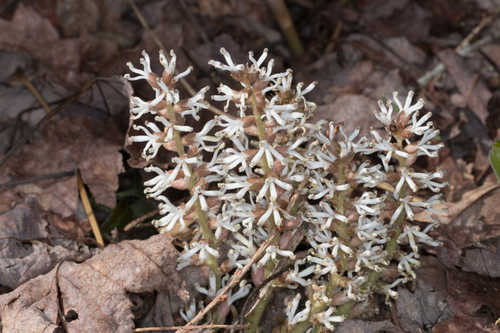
{"left": 0, "top": 170, "right": 75, "bottom": 189}
{"left": 0, "top": 79, "right": 96, "bottom": 168}
{"left": 324, "top": 20, "right": 343, "bottom": 54}
{"left": 176, "top": 233, "right": 278, "bottom": 333}
{"left": 134, "top": 324, "right": 248, "bottom": 332}
{"left": 16, "top": 73, "right": 52, "bottom": 114}
{"left": 267, "top": 0, "right": 304, "bottom": 57}
{"left": 418, "top": 14, "right": 496, "bottom": 87}
{"left": 456, "top": 14, "right": 494, "bottom": 52}
{"left": 124, "top": 209, "right": 160, "bottom": 231}
{"left": 77, "top": 169, "right": 105, "bottom": 247}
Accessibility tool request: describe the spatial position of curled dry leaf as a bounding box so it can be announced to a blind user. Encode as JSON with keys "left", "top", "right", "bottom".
{"left": 414, "top": 182, "right": 499, "bottom": 225}
{"left": 0, "top": 233, "right": 188, "bottom": 333}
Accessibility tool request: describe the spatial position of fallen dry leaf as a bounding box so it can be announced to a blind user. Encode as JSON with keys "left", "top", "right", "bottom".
{"left": 138, "top": 291, "right": 175, "bottom": 328}
{"left": 414, "top": 182, "right": 500, "bottom": 225}
{"left": 462, "top": 239, "right": 500, "bottom": 278}
{"left": 438, "top": 49, "right": 492, "bottom": 124}
{"left": 314, "top": 94, "right": 377, "bottom": 135}
{"left": 0, "top": 112, "right": 123, "bottom": 211}
{"left": 336, "top": 319, "right": 396, "bottom": 333}
{"left": 436, "top": 185, "right": 500, "bottom": 252}
{"left": 361, "top": 0, "right": 431, "bottom": 42}
{"left": 198, "top": 0, "right": 233, "bottom": 18}
{"left": 0, "top": 233, "right": 187, "bottom": 333}
{"left": 445, "top": 268, "right": 500, "bottom": 321}
{"left": 0, "top": 4, "right": 81, "bottom": 84}
{"left": 415, "top": 184, "right": 500, "bottom": 268}
{"left": 432, "top": 315, "right": 499, "bottom": 333}
{"left": 0, "top": 202, "right": 92, "bottom": 290}
{"left": 396, "top": 256, "right": 453, "bottom": 332}
{"left": 481, "top": 44, "right": 500, "bottom": 70}
{"left": 396, "top": 256, "right": 500, "bottom": 332}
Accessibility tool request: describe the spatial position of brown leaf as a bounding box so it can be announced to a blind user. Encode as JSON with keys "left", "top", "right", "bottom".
{"left": 481, "top": 44, "right": 500, "bottom": 69}
{"left": 0, "top": 51, "right": 32, "bottom": 82}
{"left": 1, "top": 112, "right": 123, "bottom": 211}
{"left": 414, "top": 182, "right": 499, "bottom": 225}
{"left": 314, "top": 94, "right": 377, "bottom": 135}
{"left": 433, "top": 315, "right": 499, "bottom": 333}
{"left": 198, "top": 0, "right": 233, "bottom": 18}
{"left": 434, "top": 185, "right": 500, "bottom": 254}
{"left": 396, "top": 257, "right": 452, "bottom": 332}
{"left": 362, "top": 1, "right": 431, "bottom": 42}
{"left": 0, "top": 233, "right": 188, "bottom": 333}
{"left": 462, "top": 239, "right": 500, "bottom": 278}
{"left": 398, "top": 257, "right": 500, "bottom": 331}
{"left": 384, "top": 37, "right": 427, "bottom": 65}
{"left": 438, "top": 49, "right": 492, "bottom": 124}
{"left": 0, "top": 202, "right": 92, "bottom": 290}
{"left": 0, "top": 4, "right": 81, "bottom": 84}
{"left": 56, "top": 0, "right": 100, "bottom": 37}
{"left": 445, "top": 269, "right": 500, "bottom": 319}
{"left": 336, "top": 319, "right": 397, "bottom": 333}
{"left": 139, "top": 291, "right": 175, "bottom": 328}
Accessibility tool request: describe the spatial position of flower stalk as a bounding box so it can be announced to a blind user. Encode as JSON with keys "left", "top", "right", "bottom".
{"left": 125, "top": 49, "right": 446, "bottom": 332}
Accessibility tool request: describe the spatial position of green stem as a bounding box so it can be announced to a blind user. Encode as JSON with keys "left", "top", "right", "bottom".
{"left": 327, "top": 271, "right": 342, "bottom": 296}
{"left": 250, "top": 93, "right": 270, "bottom": 174}
{"left": 336, "top": 300, "right": 355, "bottom": 317}
{"left": 167, "top": 104, "right": 219, "bottom": 285}
{"left": 290, "top": 300, "right": 327, "bottom": 333}
{"left": 336, "top": 164, "right": 345, "bottom": 215}
{"left": 246, "top": 89, "right": 282, "bottom": 332}
{"left": 362, "top": 134, "right": 408, "bottom": 293}
{"left": 246, "top": 284, "right": 275, "bottom": 333}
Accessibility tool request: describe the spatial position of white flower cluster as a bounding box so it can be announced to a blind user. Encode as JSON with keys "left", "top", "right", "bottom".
{"left": 125, "top": 48, "right": 445, "bottom": 331}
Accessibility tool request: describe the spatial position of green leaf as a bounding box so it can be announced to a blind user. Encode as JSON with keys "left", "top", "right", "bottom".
{"left": 489, "top": 140, "right": 500, "bottom": 182}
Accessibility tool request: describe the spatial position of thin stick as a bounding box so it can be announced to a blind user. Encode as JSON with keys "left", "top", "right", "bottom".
{"left": 124, "top": 209, "right": 160, "bottom": 231}
{"left": 126, "top": 0, "right": 230, "bottom": 119}
{"left": 418, "top": 14, "right": 495, "bottom": 86}
{"left": 134, "top": 324, "right": 248, "bottom": 332}
{"left": 456, "top": 14, "right": 494, "bottom": 52}
{"left": 77, "top": 170, "right": 105, "bottom": 247}
{"left": 267, "top": 0, "right": 304, "bottom": 57}
{"left": 16, "top": 73, "right": 52, "bottom": 114}
{"left": 176, "top": 233, "right": 278, "bottom": 333}
{"left": 0, "top": 79, "right": 96, "bottom": 168}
